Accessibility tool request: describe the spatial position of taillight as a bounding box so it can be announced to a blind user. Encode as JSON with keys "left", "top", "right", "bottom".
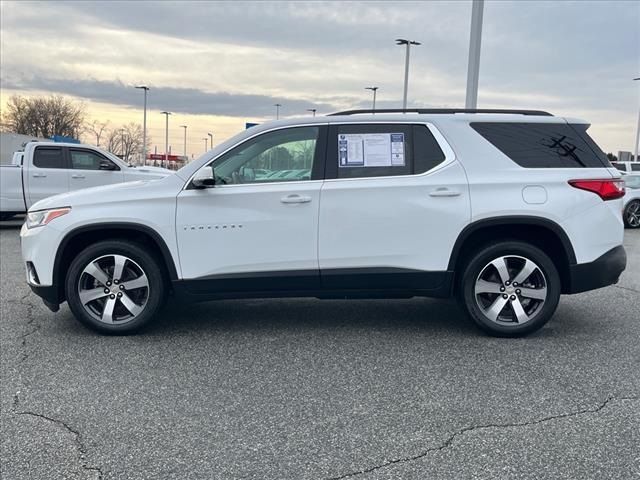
{"left": 568, "top": 179, "right": 625, "bottom": 200}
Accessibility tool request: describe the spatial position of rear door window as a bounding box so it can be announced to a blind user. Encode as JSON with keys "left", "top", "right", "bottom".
{"left": 33, "top": 147, "right": 66, "bottom": 169}
{"left": 326, "top": 124, "right": 445, "bottom": 179}
{"left": 470, "top": 122, "right": 609, "bottom": 168}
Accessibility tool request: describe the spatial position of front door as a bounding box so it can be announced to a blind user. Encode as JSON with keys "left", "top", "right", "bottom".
{"left": 319, "top": 122, "right": 470, "bottom": 292}
{"left": 176, "top": 125, "right": 327, "bottom": 294}
{"left": 67, "top": 148, "right": 124, "bottom": 191}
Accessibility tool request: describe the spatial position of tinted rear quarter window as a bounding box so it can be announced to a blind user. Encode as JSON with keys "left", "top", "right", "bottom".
{"left": 470, "top": 122, "right": 608, "bottom": 168}
{"left": 33, "top": 147, "right": 65, "bottom": 169}
{"left": 631, "top": 164, "right": 640, "bottom": 172}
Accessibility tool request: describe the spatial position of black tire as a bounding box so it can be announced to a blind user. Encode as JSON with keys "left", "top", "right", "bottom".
{"left": 623, "top": 200, "right": 640, "bottom": 228}
{"left": 65, "top": 240, "right": 166, "bottom": 334}
{"left": 460, "top": 241, "right": 561, "bottom": 337}
{"left": 0, "top": 213, "right": 15, "bottom": 221}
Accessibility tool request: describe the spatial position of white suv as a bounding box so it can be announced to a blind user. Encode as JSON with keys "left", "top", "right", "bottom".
{"left": 20, "top": 109, "right": 627, "bottom": 337}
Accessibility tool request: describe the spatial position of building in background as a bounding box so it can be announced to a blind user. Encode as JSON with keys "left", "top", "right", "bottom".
{"left": 0, "top": 132, "right": 52, "bottom": 164}
{"left": 618, "top": 151, "right": 634, "bottom": 162}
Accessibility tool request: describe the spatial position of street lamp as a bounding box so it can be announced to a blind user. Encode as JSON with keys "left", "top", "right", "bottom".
{"left": 180, "top": 125, "right": 187, "bottom": 159}
{"left": 465, "top": 0, "right": 484, "bottom": 109}
{"left": 306, "top": 109, "right": 317, "bottom": 117}
{"left": 202, "top": 137, "right": 209, "bottom": 152}
{"left": 160, "top": 111, "right": 171, "bottom": 168}
{"left": 634, "top": 77, "right": 640, "bottom": 162}
{"left": 274, "top": 103, "right": 282, "bottom": 120}
{"left": 208, "top": 132, "right": 213, "bottom": 149}
{"left": 135, "top": 85, "right": 149, "bottom": 165}
{"left": 395, "top": 39, "right": 421, "bottom": 110}
{"left": 365, "top": 86, "right": 379, "bottom": 110}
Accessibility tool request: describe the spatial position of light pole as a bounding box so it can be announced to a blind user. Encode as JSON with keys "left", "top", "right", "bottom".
{"left": 161, "top": 111, "right": 171, "bottom": 168}
{"left": 634, "top": 77, "right": 640, "bottom": 162}
{"left": 135, "top": 85, "right": 149, "bottom": 164}
{"left": 465, "top": 0, "right": 484, "bottom": 109}
{"left": 365, "top": 86, "right": 378, "bottom": 110}
{"left": 208, "top": 132, "right": 213, "bottom": 149}
{"left": 307, "top": 109, "right": 317, "bottom": 117}
{"left": 396, "top": 39, "right": 420, "bottom": 110}
{"left": 180, "top": 125, "right": 187, "bottom": 159}
{"left": 274, "top": 103, "right": 282, "bottom": 119}
{"left": 202, "top": 138, "right": 209, "bottom": 152}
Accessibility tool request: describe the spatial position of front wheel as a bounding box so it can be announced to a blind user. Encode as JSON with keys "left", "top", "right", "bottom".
{"left": 460, "top": 241, "right": 561, "bottom": 337}
{"left": 65, "top": 240, "right": 166, "bottom": 334}
{"left": 623, "top": 200, "right": 640, "bottom": 228}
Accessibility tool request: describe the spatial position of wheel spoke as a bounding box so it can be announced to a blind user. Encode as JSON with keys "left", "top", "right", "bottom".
{"left": 101, "top": 297, "right": 116, "bottom": 324}
{"left": 483, "top": 296, "right": 509, "bottom": 321}
{"left": 79, "top": 287, "right": 108, "bottom": 305}
{"left": 490, "top": 258, "right": 510, "bottom": 284}
{"left": 475, "top": 279, "right": 503, "bottom": 295}
{"left": 513, "top": 259, "right": 537, "bottom": 285}
{"left": 510, "top": 297, "right": 530, "bottom": 323}
{"left": 112, "top": 255, "right": 128, "bottom": 282}
{"left": 83, "top": 262, "right": 110, "bottom": 286}
{"left": 122, "top": 274, "right": 149, "bottom": 291}
{"left": 519, "top": 286, "right": 547, "bottom": 300}
{"left": 119, "top": 293, "right": 143, "bottom": 317}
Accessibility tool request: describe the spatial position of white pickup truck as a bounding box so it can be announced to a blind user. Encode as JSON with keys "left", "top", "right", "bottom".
{"left": 0, "top": 142, "right": 171, "bottom": 220}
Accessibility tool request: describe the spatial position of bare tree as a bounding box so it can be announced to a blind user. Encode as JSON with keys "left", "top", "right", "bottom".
{"left": 105, "top": 123, "right": 150, "bottom": 163}
{"left": 86, "top": 120, "right": 110, "bottom": 147}
{"left": 1, "top": 94, "right": 86, "bottom": 138}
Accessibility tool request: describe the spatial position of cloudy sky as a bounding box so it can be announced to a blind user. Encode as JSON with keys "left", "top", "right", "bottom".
{"left": 1, "top": 0, "right": 638, "bottom": 157}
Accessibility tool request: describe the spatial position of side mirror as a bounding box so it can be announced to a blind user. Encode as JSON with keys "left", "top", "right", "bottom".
{"left": 99, "top": 160, "right": 117, "bottom": 171}
{"left": 192, "top": 166, "right": 216, "bottom": 189}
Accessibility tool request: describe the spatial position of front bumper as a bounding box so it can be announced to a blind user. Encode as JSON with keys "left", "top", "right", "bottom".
{"left": 29, "top": 284, "right": 60, "bottom": 312}
{"left": 567, "top": 245, "right": 627, "bottom": 294}
{"left": 21, "top": 222, "right": 65, "bottom": 311}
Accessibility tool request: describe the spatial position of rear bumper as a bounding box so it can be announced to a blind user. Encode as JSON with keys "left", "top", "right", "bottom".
{"left": 567, "top": 245, "right": 626, "bottom": 294}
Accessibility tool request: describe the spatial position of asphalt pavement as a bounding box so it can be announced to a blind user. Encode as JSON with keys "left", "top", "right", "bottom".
{"left": 1, "top": 218, "right": 639, "bottom": 480}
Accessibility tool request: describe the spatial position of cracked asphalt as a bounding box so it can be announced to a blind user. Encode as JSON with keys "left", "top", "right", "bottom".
{"left": 1, "top": 218, "right": 639, "bottom": 480}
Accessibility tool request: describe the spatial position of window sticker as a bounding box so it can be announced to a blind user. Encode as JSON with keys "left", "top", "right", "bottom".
{"left": 338, "top": 133, "right": 405, "bottom": 167}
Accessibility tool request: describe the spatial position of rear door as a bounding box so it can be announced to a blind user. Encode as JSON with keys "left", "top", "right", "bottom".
{"left": 26, "top": 145, "right": 70, "bottom": 206}
{"left": 318, "top": 122, "right": 469, "bottom": 292}
{"left": 67, "top": 148, "right": 124, "bottom": 191}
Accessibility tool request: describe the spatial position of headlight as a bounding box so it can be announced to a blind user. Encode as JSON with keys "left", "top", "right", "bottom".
{"left": 26, "top": 207, "right": 71, "bottom": 229}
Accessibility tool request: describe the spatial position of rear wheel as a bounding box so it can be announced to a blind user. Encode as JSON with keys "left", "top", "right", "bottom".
{"left": 65, "top": 240, "right": 166, "bottom": 334}
{"left": 623, "top": 200, "right": 640, "bottom": 228}
{"left": 460, "top": 241, "right": 561, "bottom": 337}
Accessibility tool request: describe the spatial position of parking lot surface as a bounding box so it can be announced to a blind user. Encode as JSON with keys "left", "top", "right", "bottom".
{"left": 1, "top": 218, "right": 639, "bottom": 480}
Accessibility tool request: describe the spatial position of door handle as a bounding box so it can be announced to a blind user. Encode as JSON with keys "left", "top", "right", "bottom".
{"left": 281, "top": 194, "right": 312, "bottom": 204}
{"left": 32, "top": 173, "right": 46, "bottom": 178}
{"left": 71, "top": 174, "right": 86, "bottom": 179}
{"left": 429, "top": 188, "right": 461, "bottom": 197}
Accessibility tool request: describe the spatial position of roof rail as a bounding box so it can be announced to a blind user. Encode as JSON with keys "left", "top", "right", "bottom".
{"left": 328, "top": 108, "right": 553, "bottom": 117}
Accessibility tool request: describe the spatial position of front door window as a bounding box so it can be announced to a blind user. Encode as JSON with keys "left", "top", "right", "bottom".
{"left": 209, "top": 126, "right": 320, "bottom": 184}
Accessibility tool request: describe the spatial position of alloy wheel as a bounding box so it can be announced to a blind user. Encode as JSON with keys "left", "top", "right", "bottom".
{"left": 77, "top": 254, "right": 150, "bottom": 324}
{"left": 474, "top": 255, "right": 547, "bottom": 325}
{"left": 626, "top": 201, "right": 640, "bottom": 227}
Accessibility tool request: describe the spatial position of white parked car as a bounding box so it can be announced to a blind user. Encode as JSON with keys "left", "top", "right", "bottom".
{"left": 622, "top": 174, "right": 640, "bottom": 228}
{"left": 611, "top": 161, "right": 640, "bottom": 174}
{"left": 0, "top": 142, "right": 171, "bottom": 220}
{"left": 21, "top": 109, "right": 627, "bottom": 337}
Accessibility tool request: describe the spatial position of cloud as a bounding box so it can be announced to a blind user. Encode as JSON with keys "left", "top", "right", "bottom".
{"left": 1, "top": 0, "right": 638, "bottom": 152}
{"left": 0, "top": 74, "right": 339, "bottom": 117}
